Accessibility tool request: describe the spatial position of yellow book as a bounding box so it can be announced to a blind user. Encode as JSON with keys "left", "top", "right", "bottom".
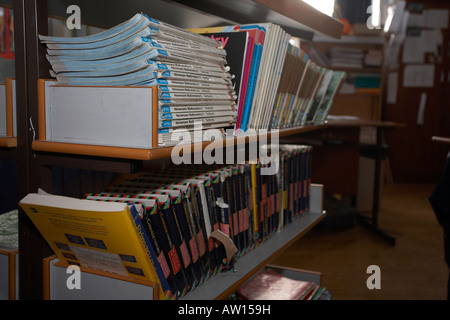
{"left": 187, "top": 26, "right": 230, "bottom": 34}
{"left": 19, "top": 192, "right": 172, "bottom": 300}
{"left": 250, "top": 163, "right": 259, "bottom": 241}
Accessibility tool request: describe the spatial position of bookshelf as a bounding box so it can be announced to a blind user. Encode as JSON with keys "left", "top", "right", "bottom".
{"left": 32, "top": 124, "right": 327, "bottom": 161}
{"left": 41, "top": 184, "right": 325, "bottom": 300}
{"left": 167, "top": 0, "right": 344, "bottom": 40}
{"left": 8, "top": 0, "right": 343, "bottom": 300}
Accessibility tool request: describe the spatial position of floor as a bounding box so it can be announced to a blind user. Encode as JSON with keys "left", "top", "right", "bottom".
{"left": 272, "top": 183, "right": 449, "bottom": 300}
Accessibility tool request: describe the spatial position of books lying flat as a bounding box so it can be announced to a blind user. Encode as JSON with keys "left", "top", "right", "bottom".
{"left": 39, "top": 13, "right": 239, "bottom": 147}
{"left": 237, "top": 269, "right": 318, "bottom": 300}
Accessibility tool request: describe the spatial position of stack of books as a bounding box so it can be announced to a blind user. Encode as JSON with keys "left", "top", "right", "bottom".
{"left": 354, "top": 73, "right": 381, "bottom": 95}
{"left": 364, "top": 49, "right": 383, "bottom": 67}
{"left": 39, "top": 13, "right": 238, "bottom": 147}
{"left": 327, "top": 47, "right": 365, "bottom": 69}
{"left": 236, "top": 269, "right": 330, "bottom": 300}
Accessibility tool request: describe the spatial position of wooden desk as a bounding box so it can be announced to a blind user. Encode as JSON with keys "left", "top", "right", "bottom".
{"left": 327, "top": 119, "right": 404, "bottom": 245}
{"left": 282, "top": 119, "right": 404, "bottom": 246}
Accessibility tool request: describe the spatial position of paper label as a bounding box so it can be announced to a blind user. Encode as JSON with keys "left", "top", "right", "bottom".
{"left": 157, "top": 252, "right": 171, "bottom": 279}
{"left": 189, "top": 237, "right": 199, "bottom": 263}
{"left": 168, "top": 246, "right": 181, "bottom": 275}
{"left": 197, "top": 230, "right": 206, "bottom": 256}
{"left": 69, "top": 245, "right": 128, "bottom": 277}
{"left": 180, "top": 240, "right": 191, "bottom": 268}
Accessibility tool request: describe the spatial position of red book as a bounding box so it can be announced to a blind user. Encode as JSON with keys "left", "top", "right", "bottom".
{"left": 237, "top": 269, "right": 317, "bottom": 300}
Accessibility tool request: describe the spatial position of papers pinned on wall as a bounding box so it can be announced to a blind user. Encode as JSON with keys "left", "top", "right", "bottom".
{"left": 424, "top": 9, "right": 449, "bottom": 29}
{"left": 402, "top": 36, "right": 424, "bottom": 63}
{"left": 403, "top": 64, "right": 435, "bottom": 88}
{"left": 402, "top": 28, "right": 443, "bottom": 64}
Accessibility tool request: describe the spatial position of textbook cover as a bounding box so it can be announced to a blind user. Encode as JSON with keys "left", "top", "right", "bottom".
{"left": 19, "top": 192, "right": 173, "bottom": 300}
{"left": 314, "top": 71, "right": 346, "bottom": 124}
{"left": 199, "top": 31, "right": 249, "bottom": 129}
{"left": 189, "top": 24, "right": 265, "bottom": 133}
{"left": 84, "top": 192, "right": 193, "bottom": 298}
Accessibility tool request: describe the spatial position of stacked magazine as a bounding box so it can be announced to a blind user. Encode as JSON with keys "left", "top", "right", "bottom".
{"left": 327, "top": 47, "right": 365, "bottom": 69}
{"left": 39, "top": 13, "right": 238, "bottom": 147}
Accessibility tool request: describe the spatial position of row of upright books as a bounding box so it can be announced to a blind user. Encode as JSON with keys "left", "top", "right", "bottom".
{"left": 39, "top": 13, "right": 345, "bottom": 147}
{"left": 19, "top": 144, "right": 313, "bottom": 300}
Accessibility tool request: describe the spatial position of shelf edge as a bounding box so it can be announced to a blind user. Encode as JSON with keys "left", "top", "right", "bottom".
{"left": 0, "top": 137, "right": 17, "bottom": 148}
{"left": 253, "top": 0, "right": 344, "bottom": 39}
{"left": 31, "top": 124, "right": 328, "bottom": 161}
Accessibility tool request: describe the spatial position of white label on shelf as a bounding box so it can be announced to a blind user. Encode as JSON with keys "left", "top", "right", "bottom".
{"left": 70, "top": 245, "right": 128, "bottom": 277}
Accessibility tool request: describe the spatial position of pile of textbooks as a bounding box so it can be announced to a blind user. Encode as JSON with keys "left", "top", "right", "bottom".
{"left": 39, "top": 13, "right": 238, "bottom": 147}
{"left": 82, "top": 144, "right": 312, "bottom": 299}
{"left": 327, "top": 47, "right": 365, "bottom": 69}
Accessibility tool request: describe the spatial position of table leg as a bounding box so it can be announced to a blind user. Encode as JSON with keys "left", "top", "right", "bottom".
{"left": 359, "top": 127, "right": 396, "bottom": 246}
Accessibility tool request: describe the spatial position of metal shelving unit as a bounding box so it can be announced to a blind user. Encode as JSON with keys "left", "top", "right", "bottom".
{"left": 9, "top": 0, "right": 342, "bottom": 300}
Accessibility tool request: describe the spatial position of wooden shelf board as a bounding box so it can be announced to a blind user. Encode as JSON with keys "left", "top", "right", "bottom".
{"left": 168, "top": 0, "right": 342, "bottom": 40}
{"left": 312, "top": 35, "right": 385, "bottom": 44}
{"left": 330, "top": 67, "right": 382, "bottom": 73}
{"left": 181, "top": 211, "right": 326, "bottom": 300}
{"left": 0, "top": 137, "right": 17, "bottom": 148}
{"left": 326, "top": 119, "right": 405, "bottom": 129}
{"left": 32, "top": 124, "right": 327, "bottom": 161}
{"left": 252, "top": 0, "right": 343, "bottom": 39}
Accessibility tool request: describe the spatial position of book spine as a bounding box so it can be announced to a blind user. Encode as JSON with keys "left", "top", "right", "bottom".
{"left": 158, "top": 110, "right": 235, "bottom": 121}
{"left": 152, "top": 203, "right": 190, "bottom": 298}
{"left": 125, "top": 203, "right": 174, "bottom": 300}
{"left": 158, "top": 115, "right": 235, "bottom": 129}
